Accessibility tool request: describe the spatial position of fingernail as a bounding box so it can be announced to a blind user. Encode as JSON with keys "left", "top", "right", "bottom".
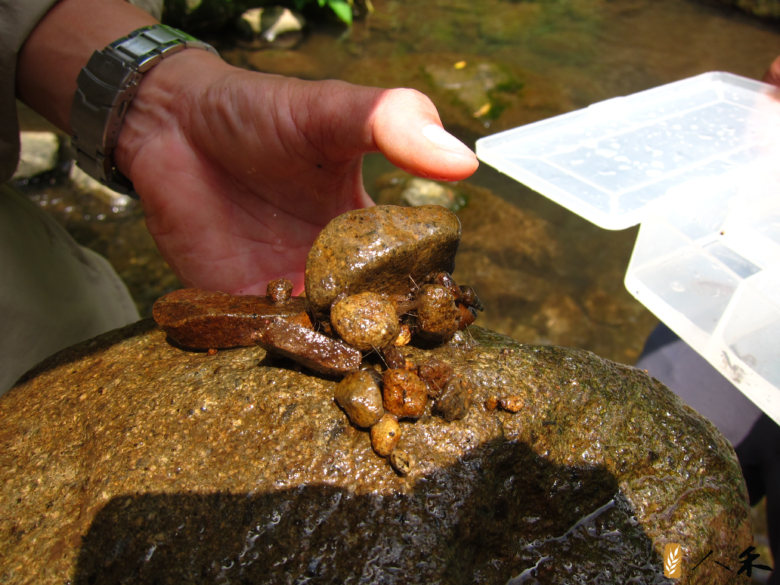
{"left": 422, "top": 124, "right": 475, "bottom": 157}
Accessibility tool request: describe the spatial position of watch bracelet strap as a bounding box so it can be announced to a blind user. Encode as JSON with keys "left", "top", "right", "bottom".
{"left": 70, "top": 24, "right": 219, "bottom": 198}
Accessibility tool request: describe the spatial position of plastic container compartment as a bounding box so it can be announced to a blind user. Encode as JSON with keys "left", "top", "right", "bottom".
{"left": 476, "top": 72, "right": 780, "bottom": 424}
{"left": 625, "top": 164, "right": 780, "bottom": 420}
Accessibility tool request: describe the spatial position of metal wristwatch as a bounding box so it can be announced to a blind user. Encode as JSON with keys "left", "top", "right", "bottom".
{"left": 70, "top": 24, "right": 219, "bottom": 198}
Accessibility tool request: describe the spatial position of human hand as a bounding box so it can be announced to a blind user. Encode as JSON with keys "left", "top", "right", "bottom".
{"left": 764, "top": 55, "right": 780, "bottom": 87}
{"left": 115, "top": 50, "right": 479, "bottom": 296}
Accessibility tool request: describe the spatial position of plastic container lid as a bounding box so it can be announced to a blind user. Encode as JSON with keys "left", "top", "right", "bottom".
{"left": 476, "top": 72, "right": 780, "bottom": 230}
{"left": 476, "top": 72, "right": 780, "bottom": 424}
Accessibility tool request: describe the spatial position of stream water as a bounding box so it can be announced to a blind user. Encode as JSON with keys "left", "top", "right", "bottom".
{"left": 14, "top": 0, "right": 779, "bottom": 575}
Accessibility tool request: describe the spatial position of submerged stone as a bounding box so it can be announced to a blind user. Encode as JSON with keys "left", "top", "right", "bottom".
{"left": 711, "top": 0, "right": 780, "bottom": 19}
{"left": 0, "top": 321, "right": 751, "bottom": 584}
{"left": 304, "top": 205, "right": 461, "bottom": 318}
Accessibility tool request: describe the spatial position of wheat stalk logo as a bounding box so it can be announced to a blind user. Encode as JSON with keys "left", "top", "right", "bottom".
{"left": 664, "top": 543, "right": 682, "bottom": 578}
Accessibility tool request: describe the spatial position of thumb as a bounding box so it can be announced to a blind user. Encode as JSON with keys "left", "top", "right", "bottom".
{"left": 370, "top": 88, "right": 479, "bottom": 181}
{"left": 305, "top": 82, "right": 479, "bottom": 182}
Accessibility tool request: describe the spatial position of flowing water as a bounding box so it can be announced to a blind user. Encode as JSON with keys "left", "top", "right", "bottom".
{"left": 15, "top": 1, "right": 779, "bottom": 575}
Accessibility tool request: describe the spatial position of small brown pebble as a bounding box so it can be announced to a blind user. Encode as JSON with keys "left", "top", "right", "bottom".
{"left": 359, "top": 363, "right": 384, "bottom": 387}
{"left": 458, "top": 285, "right": 484, "bottom": 311}
{"left": 434, "top": 376, "right": 473, "bottom": 421}
{"left": 381, "top": 345, "right": 407, "bottom": 370}
{"left": 370, "top": 414, "right": 401, "bottom": 456}
{"left": 499, "top": 396, "right": 524, "bottom": 413}
{"left": 266, "top": 279, "right": 293, "bottom": 303}
{"left": 382, "top": 369, "right": 428, "bottom": 419}
{"left": 207, "top": 348, "right": 218, "bottom": 356}
{"left": 390, "top": 449, "right": 415, "bottom": 475}
{"left": 331, "top": 292, "right": 399, "bottom": 351}
{"left": 430, "top": 271, "right": 460, "bottom": 297}
{"left": 415, "top": 284, "right": 460, "bottom": 342}
{"left": 457, "top": 303, "right": 477, "bottom": 330}
{"left": 394, "top": 324, "right": 412, "bottom": 347}
{"left": 485, "top": 396, "right": 498, "bottom": 411}
{"left": 417, "top": 359, "right": 454, "bottom": 399}
{"left": 334, "top": 371, "right": 385, "bottom": 428}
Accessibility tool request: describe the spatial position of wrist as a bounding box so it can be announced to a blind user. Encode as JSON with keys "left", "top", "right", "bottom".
{"left": 17, "top": 0, "right": 157, "bottom": 132}
{"left": 70, "top": 25, "right": 222, "bottom": 196}
{"left": 113, "top": 48, "right": 232, "bottom": 191}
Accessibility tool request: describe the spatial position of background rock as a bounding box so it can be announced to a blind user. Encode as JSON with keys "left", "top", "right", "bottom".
{"left": 0, "top": 320, "right": 751, "bottom": 583}
{"left": 12, "top": 132, "right": 61, "bottom": 180}
{"left": 341, "top": 52, "right": 573, "bottom": 136}
{"left": 703, "top": 0, "right": 780, "bottom": 19}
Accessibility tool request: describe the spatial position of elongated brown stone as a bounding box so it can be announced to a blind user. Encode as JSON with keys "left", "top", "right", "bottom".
{"left": 255, "top": 318, "right": 361, "bottom": 376}
{"left": 153, "top": 289, "right": 311, "bottom": 349}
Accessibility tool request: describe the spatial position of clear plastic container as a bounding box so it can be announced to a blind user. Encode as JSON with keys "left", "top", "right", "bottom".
{"left": 476, "top": 72, "right": 780, "bottom": 423}
{"left": 476, "top": 72, "right": 780, "bottom": 230}
{"left": 625, "top": 163, "right": 780, "bottom": 420}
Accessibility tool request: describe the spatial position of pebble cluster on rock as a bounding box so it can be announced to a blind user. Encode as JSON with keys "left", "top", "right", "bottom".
{"left": 332, "top": 357, "right": 474, "bottom": 469}
{"left": 154, "top": 205, "right": 485, "bottom": 468}
{"left": 297, "top": 206, "right": 483, "bottom": 469}
{"left": 3, "top": 205, "right": 754, "bottom": 583}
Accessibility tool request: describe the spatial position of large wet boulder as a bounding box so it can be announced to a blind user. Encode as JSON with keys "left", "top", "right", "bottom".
{"left": 0, "top": 320, "right": 751, "bottom": 584}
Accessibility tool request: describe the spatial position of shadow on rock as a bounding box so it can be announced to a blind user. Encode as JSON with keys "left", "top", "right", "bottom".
{"left": 73, "top": 441, "right": 662, "bottom": 584}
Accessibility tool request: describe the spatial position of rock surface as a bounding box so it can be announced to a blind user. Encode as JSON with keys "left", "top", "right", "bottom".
{"left": 304, "top": 205, "right": 461, "bottom": 318}
{"left": 0, "top": 320, "right": 751, "bottom": 584}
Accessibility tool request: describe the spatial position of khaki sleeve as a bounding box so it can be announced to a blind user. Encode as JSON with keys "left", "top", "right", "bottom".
{"left": 0, "top": 0, "right": 163, "bottom": 183}
{"left": 0, "top": 0, "right": 60, "bottom": 183}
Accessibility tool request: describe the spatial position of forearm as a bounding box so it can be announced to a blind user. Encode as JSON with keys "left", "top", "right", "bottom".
{"left": 16, "top": 0, "right": 157, "bottom": 134}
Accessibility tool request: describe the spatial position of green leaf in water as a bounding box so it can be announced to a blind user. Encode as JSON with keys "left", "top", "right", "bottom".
{"left": 328, "top": 0, "right": 353, "bottom": 25}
